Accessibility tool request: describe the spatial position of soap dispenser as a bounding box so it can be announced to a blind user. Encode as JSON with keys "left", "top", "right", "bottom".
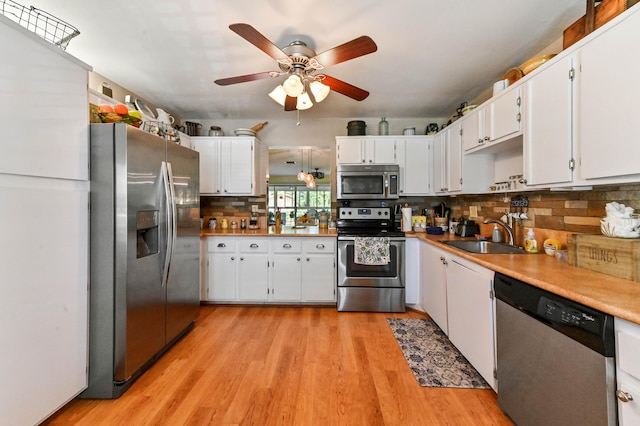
{"left": 492, "top": 224, "right": 502, "bottom": 243}
{"left": 524, "top": 228, "right": 539, "bottom": 253}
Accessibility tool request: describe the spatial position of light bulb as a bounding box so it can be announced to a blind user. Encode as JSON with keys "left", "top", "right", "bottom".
{"left": 304, "top": 172, "right": 314, "bottom": 183}
{"left": 310, "top": 81, "right": 330, "bottom": 102}
{"left": 297, "top": 170, "right": 307, "bottom": 181}
{"left": 268, "top": 85, "right": 286, "bottom": 106}
{"left": 282, "top": 75, "right": 304, "bottom": 97}
{"left": 296, "top": 92, "right": 313, "bottom": 110}
{"left": 306, "top": 179, "right": 316, "bottom": 189}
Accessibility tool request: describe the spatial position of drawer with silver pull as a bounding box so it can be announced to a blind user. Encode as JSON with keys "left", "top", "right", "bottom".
{"left": 271, "top": 239, "right": 302, "bottom": 253}
{"left": 207, "top": 237, "right": 236, "bottom": 253}
{"left": 238, "top": 239, "right": 269, "bottom": 253}
{"left": 303, "top": 238, "right": 336, "bottom": 253}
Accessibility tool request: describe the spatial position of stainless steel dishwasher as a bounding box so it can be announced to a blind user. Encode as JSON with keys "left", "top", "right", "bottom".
{"left": 494, "top": 272, "right": 617, "bottom": 426}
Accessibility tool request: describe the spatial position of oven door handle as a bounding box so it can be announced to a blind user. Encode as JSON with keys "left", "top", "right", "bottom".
{"left": 338, "top": 236, "right": 405, "bottom": 242}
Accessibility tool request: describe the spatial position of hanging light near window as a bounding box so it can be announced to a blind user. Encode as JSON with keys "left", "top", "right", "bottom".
{"left": 296, "top": 149, "right": 306, "bottom": 181}
{"left": 306, "top": 179, "right": 316, "bottom": 189}
{"left": 305, "top": 149, "right": 315, "bottom": 185}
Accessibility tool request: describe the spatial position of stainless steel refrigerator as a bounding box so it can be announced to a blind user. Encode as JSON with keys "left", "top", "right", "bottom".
{"left": 81, "top": 123, "right": 200, "bottom": 398}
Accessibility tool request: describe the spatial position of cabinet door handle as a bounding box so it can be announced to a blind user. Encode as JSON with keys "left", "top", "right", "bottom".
{"left": 217, "top": 243, "right": 226, "bottom": 248}
{"left": 617, "top": 390, "right": 634, "bottom": 403}
{"left": 316, "top": 244, "right": 325, "bottom": 249}
{"left": 297, "top": 258, "right": 301, "bottom": 261}
{"left": 306, "top": 258, "right": 310, "bottom": 262}
{"left": 240, "top": 257, "right": 244, "bottom": 261}
{"left": 283, "top": 243, "right": 292, "bottom": 249}
{"left": 484, "top": 136, "right": 490, "bottom": 141}
{"left": 250, "top": 243, "right": 259, "bottom": 248}
{"left": 230, "top": 257, "right": 235, "bottom": 261}
{"left": 478, "top": 138, "right": 483, "bottom": 144}
{"left": 224, "top": 189, "right": 228, "bottom": 193}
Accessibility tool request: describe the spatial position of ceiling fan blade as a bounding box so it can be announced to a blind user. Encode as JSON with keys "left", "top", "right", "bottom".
{"left": 214, "top": 72, "right": 275, "bottom": 86}
{"left": 229, "top": 23, "right": 289, "bottom": 61}
{"left": 312, "top": 36, "right": 377, "bottom": 67}
{"left": 322, "top": 75, "right": 370, "bottom": 101}
{"left": 284, "top": 96, "right": 297, "bottom": 111}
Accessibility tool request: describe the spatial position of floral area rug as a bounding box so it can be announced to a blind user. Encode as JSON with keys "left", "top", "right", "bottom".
{"left": 386, "top": 318, "right": 490, "bottom": 389}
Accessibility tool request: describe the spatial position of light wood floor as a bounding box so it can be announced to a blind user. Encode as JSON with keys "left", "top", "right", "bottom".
{"left": 44, "top": 305, "right": 513, "bottom": 425}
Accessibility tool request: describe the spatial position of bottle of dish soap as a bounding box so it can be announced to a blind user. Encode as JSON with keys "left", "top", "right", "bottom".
{"left": 492, "top": 224, "right": 502, "bottom": 243}
{"left": 524, "top": 228, "right": 539, "bottom": 253}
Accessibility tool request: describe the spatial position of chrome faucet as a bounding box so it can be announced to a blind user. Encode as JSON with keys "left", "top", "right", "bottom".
{"left": 483, "top": 218, "right": 515, "bottom": 246}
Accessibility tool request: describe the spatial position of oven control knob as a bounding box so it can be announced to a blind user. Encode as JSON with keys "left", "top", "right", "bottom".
{"left": 378, "top": 211, "right": 382, "bottom": 215}
{"left": 384, "top": 211, "right": 389, "bottom": 216}
{"left": 348, "top": 211, "right": 352, "bottom": 215}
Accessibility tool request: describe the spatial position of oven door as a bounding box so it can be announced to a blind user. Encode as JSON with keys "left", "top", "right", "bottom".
{"left": 337, "top": 237, "right": 405, "bottom": 288}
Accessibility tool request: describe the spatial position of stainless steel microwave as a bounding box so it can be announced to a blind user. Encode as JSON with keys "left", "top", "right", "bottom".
{"left": 336, "top": 164, "right": 399, "bottom": 200}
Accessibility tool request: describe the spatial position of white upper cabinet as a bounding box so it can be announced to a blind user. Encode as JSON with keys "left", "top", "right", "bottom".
{"left": 192, "top": 136, "right": 264, "bottom": 196}
{"left": 433, "top": 124, "right": 460, "bottom": 194}
{"left": 462, "top": 88, "right": 522, "bottom": 153}
{"left": 524, "top": 54, "right": 575, "bottom": 187}
{"left": 578, "top": 8, "right": 640, "bottom": 182}
{"left": 397, "top": 136, "right": 433, "bottom": 196}
{"left": 462, "top": 106, "right": 488, "bottom": 151}
{"left": 490, "top": 87, "right": 522, "bottom": 143}
{"left": 0, "top": 17, "right": 90, "bottom": 181}
{"left": 336, "top": 137, "right": 397, "bottom": 164}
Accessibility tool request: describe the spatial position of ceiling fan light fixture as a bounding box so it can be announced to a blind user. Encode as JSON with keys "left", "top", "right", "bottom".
{"left": 296, "top": 92, "right": 313, "bottom": 110}
{"left": 283, "top": 74, "right": 304, "bottom": 97}
{"left": 310, "top": 81, "right": 330, "bottom": 102}
{"left": 268, "top": 85, "right": 287, "bottom": 106}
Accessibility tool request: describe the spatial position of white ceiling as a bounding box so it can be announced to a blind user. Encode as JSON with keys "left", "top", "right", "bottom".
{"left": 31, "top": 0, "right": 585, "bottom": 122}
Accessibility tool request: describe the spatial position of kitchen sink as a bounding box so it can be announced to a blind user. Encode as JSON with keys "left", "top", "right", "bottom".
{"left": 440, "top": 240, "right": 526, "bottom": 254}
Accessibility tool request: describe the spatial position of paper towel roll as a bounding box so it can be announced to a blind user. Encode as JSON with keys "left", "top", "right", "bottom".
{"left": 401, "top": 207, "right": 412, "bottom": 232}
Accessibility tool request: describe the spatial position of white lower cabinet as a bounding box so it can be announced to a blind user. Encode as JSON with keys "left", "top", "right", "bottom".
{"left": 616, "top": 317, "right": 640, "bottom": 425}
{"left": 301, "top": 239, "right": 336, "bottom": 302}
{"left": 418, "top": 239, "right": 496, "bottom": 390}
{"left": 207, "top": 238, "right": 237, "bottom": 301}
{"left": 271, "top": 239, "right": 303, "bottom": 301}
{"left": 202, "top": 236, "right": 336, "bottom": 304}
{"left": 419, "top": 241, "right": 449, "bottom": 334}
{"left": 446, "top": 256, "right": 496, "bottom": 390}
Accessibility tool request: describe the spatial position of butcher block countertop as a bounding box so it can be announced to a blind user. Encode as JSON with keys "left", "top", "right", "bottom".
{"left": 409, "top": 232, "right": 640, "bottom": 326}
{"left": 201, "top": 225, "right": 337, "bottom": 237}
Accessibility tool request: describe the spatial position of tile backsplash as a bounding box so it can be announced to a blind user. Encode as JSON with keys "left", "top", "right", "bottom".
{"left": 201, "top": 183, "right": 640, "bottom": 243}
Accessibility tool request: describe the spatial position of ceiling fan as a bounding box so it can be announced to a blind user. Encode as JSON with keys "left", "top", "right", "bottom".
{"left": 214, "top": 23, "right": 378, "bottom": 111}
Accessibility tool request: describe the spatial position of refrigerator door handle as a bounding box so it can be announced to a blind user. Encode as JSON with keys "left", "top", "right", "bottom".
{"left": 166, "top": 161, "right": 178, "bottom": 271}
{"left": 160, "top": 161, "right": 173, "bottom": 288}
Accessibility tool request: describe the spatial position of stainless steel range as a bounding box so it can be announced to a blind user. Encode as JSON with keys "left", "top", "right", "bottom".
{"left": 336, "top": 207, "right": 405, "bottom": 312}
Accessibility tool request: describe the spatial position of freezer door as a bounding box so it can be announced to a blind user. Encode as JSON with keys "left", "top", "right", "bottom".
{"left": 165, "top": 142, "right": 200, "bottom": 342}
{"left": 114, "top": 126, "right": 168, "bottom": 382}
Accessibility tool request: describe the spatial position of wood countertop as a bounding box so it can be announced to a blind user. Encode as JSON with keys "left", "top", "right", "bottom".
{"left": 201, "top": 225, "right": 337, "bottom": 237}
{"left": 408, "top": 232, "right": 640, "bottom": 325}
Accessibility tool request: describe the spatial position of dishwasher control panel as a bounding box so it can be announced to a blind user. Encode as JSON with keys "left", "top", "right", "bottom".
{"left": 538, "top": 296, "right": 599, "bottom": 334}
